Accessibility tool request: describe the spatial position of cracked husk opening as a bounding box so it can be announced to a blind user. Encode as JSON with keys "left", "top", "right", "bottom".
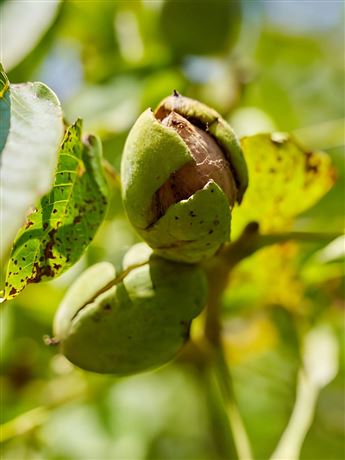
{"left": 151, "top": 110, "right": 237, "bottom": 222}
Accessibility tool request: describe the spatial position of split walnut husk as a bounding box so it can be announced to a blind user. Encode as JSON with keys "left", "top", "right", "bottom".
{"left": 121, "top": 92, "right": 248, "bottom": 263}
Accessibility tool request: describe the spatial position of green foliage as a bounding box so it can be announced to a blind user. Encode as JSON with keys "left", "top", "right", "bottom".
{"left": 4, "top": 120, "right": 108, "bottom": 300}
{"left": 1, "top": 1, "right": 344, "bottom": 459}
{"left": 0, "top": 70, "right": 64, "bottom": 259}
{"left": 229, "top": 309, "right": 300, "bottom": 459}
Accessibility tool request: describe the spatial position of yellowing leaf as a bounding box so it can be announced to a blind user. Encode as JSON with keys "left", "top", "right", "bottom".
{"left": 232, "top": 133, "right": 335, "bottom": 236}
{"left": 223, "top": 243, "right": 305, "bottom": 314}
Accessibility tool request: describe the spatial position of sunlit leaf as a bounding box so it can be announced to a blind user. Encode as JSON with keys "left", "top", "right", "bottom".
{"left": 0, "top": 64, "right": 10, "bottom": 154}
{"left": 1, "top": 0, "right": 61, "bottom": 71}
{"left": 0, "top": 80, "right": 64, "bottom": 260}
{"left": 232, "top": 133, "right": 335, "bottom": 237}
{"left": 4, "top": 120, "right": 108, "bottom": 300}
{"left": 295, "top": 146, "right": 344, "bottom": 233}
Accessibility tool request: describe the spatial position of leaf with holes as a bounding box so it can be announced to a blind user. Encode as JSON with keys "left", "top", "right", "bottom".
{"left": 0, "top": 64, "right": 10, "bottom": 154}
{"left": 231, "top": 133, "right": 335, "bottom": 237}
{"left": 4, "top": 120, "right": 108, "bottom": 300}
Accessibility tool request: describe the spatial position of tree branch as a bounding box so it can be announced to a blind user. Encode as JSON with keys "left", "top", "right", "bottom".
{"left": 220, "top": 222, "right": 342, "bottom": 269}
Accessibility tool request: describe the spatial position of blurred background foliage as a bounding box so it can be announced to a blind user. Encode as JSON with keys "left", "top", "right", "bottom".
{"left": 1, "top": 1, "right": 344, "bottom": 459}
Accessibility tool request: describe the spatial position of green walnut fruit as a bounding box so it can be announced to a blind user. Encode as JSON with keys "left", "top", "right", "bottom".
{"left": 121, "top": 92, "right": 248, "bottom": 263}
{"left": 53, "top": 243, "right": 207, "bottom": 375}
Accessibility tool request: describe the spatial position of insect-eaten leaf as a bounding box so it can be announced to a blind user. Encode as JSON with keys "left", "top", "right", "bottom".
{"left": 231, "top": 133, "right": 336, "bottom": 237}
{"left": 4, "top": 119, "right": 108, "bottom": 300}
{"left": 0, "top": 64, "right": 10, "bottom": 155}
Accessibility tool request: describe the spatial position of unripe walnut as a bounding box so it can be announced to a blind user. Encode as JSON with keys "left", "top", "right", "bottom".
{"left": 53, "top": 244, "right": 207, "bottom": 375}
{"left": 121, "top": 92, "right": 248, "bottom": 263}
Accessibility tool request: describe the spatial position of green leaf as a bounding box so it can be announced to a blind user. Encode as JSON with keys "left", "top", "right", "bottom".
{"left": 0, "top": 64, "right": 10, "bottom": 154}
{"left": 232, "top": 133, "right": 335, "bottom": 237}
{"left": 4, "top": 120, "right": 108, "bottom": 300}
{"left": 224, "top": 309, "right": 300, "bottom": 460}
{"left": 1, "top": 0, "right": 61, "bottom": 71}
{"left": 0, "top": 80, "right": 64, "bottom": 260}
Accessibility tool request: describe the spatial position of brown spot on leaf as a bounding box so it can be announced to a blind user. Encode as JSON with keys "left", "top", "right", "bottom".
{"left": 44, "top": 229, "right": 57, "bottom": 260}
{"left": 27, "top": 261, "right": 55, "bottom": 284}
{"left": 304, "top": 151, "right": 319, "bottom": 174}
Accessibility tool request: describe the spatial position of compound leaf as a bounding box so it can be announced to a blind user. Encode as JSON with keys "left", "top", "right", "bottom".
{"left": 4, "top": 120, "right": 108, "bottom": 300}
